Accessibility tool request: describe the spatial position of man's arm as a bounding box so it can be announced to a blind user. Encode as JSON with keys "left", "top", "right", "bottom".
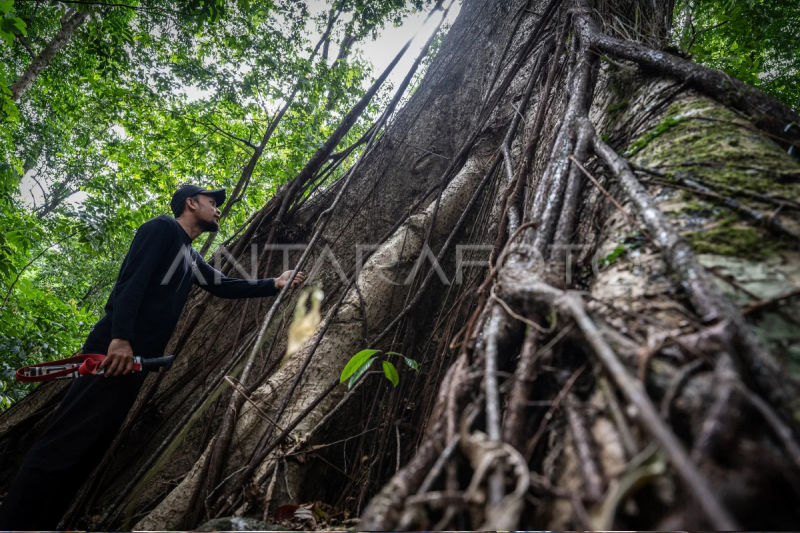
{"left": 192, "top": 255, "right": 305, "bottom": 298}
{"left": 102, "top": 218, "right": 174, "bottom": 377}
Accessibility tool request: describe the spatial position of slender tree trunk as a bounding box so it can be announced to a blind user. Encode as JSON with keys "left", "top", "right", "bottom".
{"left": 9, "top": 9, "right": 88, "bottom": 102}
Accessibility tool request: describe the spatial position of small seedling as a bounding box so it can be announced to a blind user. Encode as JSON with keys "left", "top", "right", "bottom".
{"left": 339, "top": 349, "right": 418, "bottom": 389}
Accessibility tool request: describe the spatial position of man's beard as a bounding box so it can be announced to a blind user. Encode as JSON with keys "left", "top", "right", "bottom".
{"left": 199, "top": 218, "right": 220, "bottom": 232}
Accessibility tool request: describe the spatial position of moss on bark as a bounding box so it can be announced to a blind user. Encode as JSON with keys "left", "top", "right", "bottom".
{"left": 633, "top": 98, "right": 800, "bottom": 196}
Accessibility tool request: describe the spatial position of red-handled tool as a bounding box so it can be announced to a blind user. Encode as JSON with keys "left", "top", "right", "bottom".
{"left": 15, "top": 354, "right": 175, "bottom": 382}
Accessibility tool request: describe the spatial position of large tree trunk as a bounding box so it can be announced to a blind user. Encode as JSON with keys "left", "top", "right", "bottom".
{"left": 3, "top": 0, "right": 800, "bottom": 530}
{"left": 9, "top": 8, "right": 88, "bottom": 102}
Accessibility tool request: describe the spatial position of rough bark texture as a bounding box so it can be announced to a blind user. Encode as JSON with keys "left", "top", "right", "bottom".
{"left": 2, "top": 0, "right": 800, "bottom": 530}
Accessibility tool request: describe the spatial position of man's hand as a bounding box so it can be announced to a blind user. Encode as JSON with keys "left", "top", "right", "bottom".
{"left": 275, "top": 270, "right": 306, "bottom": 290}
{"left": 100, "top": 338, "right": 135, "bottom": 377}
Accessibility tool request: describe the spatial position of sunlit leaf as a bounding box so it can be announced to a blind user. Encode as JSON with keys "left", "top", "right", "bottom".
{"left": 340, "top": 349, "right": 380, "bottom": 383}
{"left": 347, "top": 356, "right": 377, "bottom": 389}
{"left": 382, "top": 360, "right": 399, "bottom": 387}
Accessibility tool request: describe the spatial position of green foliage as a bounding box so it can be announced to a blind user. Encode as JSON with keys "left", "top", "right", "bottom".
{"left": 672, "top": 0, "right": 800, "bottom": 111}
{"left": 598, "top": 244, "right": 627, "bottom": 269}
{"left": 386, "top": 350, "right": 418, "bottom": 370}
{"left": 0, "top": 0, "right": 22, "bottom": 123}
{"left": 0, "top": 1, "right": 26, "bottom": 47}
{"left": 345, "top": 355, "right": 378, "bottom": 389}
{"left": 340, "top": 348, "right": 381, "bottom": 383}
{"left": 598, "top": 231, "right": 645, "bottom": 269}
{"left": 340, "top": 349, "right": 418, "bottom": 389}
{"left": 382, "top": 360, "right": 399, "bottom": 387}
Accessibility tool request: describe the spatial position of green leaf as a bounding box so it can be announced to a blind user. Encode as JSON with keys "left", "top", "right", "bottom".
{"left": 403, "top": 357, "right": 419, "bottom": 371}
{"left": 340, "top": 348, "right": 380, "bottom": 383}
{"left": 12, "top": 17, "right": 26, "bottom": 35}
{"left": 5, "top": 231, "right": 28, "bottom": 252}
{"left": 347, "top": 356, "right": 376, "bottom": 389}
{"left": 382, "top": 360, "right": 399, "bottom": 387}
{"left": 385, "top": 351, "right": 417, "bottom": 370}
{"left": 0, "top": 1, "right": 13, "bottom": 15}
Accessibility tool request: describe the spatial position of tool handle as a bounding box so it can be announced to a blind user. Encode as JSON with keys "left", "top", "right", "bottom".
{"left": 140, "top": 355, "right": 175, "bottom": 372}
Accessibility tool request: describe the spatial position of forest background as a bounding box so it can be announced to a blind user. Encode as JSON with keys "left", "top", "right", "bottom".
{"left": 0, "top": 0, "right": 797, "bottom": 411}
{"left": 0, "top": 0, "right": 446, "bottom": 407}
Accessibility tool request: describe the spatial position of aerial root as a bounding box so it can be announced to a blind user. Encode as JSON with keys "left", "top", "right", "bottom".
{"left": 498, "top": 268, "right": 740, "bottom": 530}
{"left": 592, "top": 136, "right": 799, "bottom": 413}
{"left": 571, "top": 0, "right": 800, "bottom": 147}
{"left": 459, "top": 404, "right": 530, "bottom": 531}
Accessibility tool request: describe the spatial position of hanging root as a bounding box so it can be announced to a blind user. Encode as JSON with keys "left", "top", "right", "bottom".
{"left": 499, "top": 267, "right": 739, "bottom": 530}
{"left": 592, "top": 137, "right": 799, "bottom": 413}
{"left": 459, "top": 403, "right": 530, "bottom": 531}
{"left": 572, "top": 0, "right": 800, "bottom": 148}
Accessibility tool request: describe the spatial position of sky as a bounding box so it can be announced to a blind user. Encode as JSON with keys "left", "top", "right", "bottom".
{"left": 308, "top": 0, "right": 462, "bottom": 88}
{"left": 20, "top": 1, "right": 462, "bottom": 211}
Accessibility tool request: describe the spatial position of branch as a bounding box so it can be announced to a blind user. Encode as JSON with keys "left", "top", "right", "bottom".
{"left": 313, "top": 0, "right": 346, "bottom": 59}
{"left": 572, "top": 0, "right": 800, "bottom": 148}
{"left": 29, "top": 173, "right": 48, "bottom": 206}
{"left": 37, "top": 178, "right": 80, "bottom": 218}
{"left": 192, "top": 118, "right": 259, "bottom": 151}
{"left": 10, "top": 8, "right": 88, "bottom": 101}
{"left": 15, "top": 33, "right": 36, "bottom": 58}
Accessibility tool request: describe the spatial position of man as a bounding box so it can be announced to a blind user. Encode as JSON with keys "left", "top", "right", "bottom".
{"left": 0, "top": 184, "right": 305, "bottom": 530}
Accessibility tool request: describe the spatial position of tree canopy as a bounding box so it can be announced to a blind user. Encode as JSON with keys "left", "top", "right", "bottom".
{"left": 672, "top": 0, "right": 800, "bottom": 110}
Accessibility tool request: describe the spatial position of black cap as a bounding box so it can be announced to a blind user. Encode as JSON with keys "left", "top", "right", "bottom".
{"left": 170, "top": 185, "right": 226, "bottom": 217}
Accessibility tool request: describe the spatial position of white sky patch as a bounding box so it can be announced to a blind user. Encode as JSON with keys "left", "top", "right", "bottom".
{"left": 359, "top": 4, "right": 461, "bottom": 87}
{"left": 110, "top": 125, "right": 127, "bottom": 139}
{"left": 19, "top": 170, "right": 45, "bottom": 210}
{"left": 307, "top": 0, "right": 461, "bottom": 88}
{"left": 65, "top": 191, "right": 90, "bottom": 207}
{"left": 185, "top": 85, "right": 215, "bottom": 103}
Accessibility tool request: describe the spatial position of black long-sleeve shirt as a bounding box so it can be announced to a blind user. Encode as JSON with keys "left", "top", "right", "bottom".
{"left": 83, "top": 215, "right": 278, "bottom": 358}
